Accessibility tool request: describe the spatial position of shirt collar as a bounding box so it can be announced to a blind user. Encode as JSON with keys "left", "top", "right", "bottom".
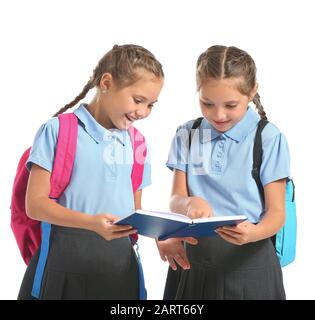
{"left": 74, "top": 103, "right": 126, "bottom": 145}
{"left": 201, "top": 107, "right": 260, "bottom": 143}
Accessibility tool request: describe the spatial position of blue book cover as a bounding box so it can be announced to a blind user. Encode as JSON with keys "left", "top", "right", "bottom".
{"left": 115, "top": 210, "right": 247, "bottom": 240}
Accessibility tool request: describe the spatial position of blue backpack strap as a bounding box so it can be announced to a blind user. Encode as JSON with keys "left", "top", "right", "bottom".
{"left": 31, "top": 221, "right": 51, "bottom": 298}
{"left": 133, "top": 242, "right": 147, "bottom": 300}
{"left": 188, "top": 117, "right": 203, "bottom": 150}
{"left": 251, "top": 120, "right": 276, "bottom": 246}
{"left": 252, "top": 119, "right": 269, "bottom": 204}
{"left": 31, "top": 114, "right": 78, "bottom": 298}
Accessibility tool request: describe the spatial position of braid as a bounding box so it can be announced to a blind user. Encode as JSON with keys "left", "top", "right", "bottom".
{"left": 53, "top": 80, "right": 93, "bottom": 117}
{"left": 253, "top": 93, "right": 268, "bottom": 121}
{"left": 53, "top": 44, "right": 163, "bottom": 117}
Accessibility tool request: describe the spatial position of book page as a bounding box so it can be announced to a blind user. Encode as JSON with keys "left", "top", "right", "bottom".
{"left": 136, "top": 210, "right": 192, "bottom": 223}
{"left": 192, "top": 215, "right": 247, "bottom": 223}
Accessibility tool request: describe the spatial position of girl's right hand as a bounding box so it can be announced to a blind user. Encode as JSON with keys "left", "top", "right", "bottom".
{"left": 186, "top": 196, "right": 213, "bottom": 219}
{"left": 92, "top": 213, "right": 137, "bottom": 241}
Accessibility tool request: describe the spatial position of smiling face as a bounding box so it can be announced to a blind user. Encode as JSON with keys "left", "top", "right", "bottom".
{"left": 96, "top": 70, "right": 163, "bottom": 130}
{"left": 199, "top": 77, "right": 256, "bottom": 132}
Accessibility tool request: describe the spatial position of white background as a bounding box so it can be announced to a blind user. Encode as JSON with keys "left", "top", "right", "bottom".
{"left": 1, "top": 0, "right": 314, "bottom": 300}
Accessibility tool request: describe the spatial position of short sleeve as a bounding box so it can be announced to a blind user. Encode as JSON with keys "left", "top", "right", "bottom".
{"left": 166, "top": 124, "right": 191, "bottom": 172}
{"left": 137, "top": 142, "right": 151, "bottom": 190}
{"left": 260, "top": 132, "right": 291, "bottom": 186}
{"left": 26, "top": 118, "right": 59, "bottom": 173}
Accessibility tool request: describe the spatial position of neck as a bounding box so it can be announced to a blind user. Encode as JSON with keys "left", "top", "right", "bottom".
{"left": 87, "top": 96, "right": 115, "bottom": 129}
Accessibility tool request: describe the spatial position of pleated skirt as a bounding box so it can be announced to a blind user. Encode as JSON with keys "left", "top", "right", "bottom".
{"left": 18, "top": 226, "right": 139, "bottom": 300}
{"left": 163, "top": 236, "right": 286, "bottom": 300}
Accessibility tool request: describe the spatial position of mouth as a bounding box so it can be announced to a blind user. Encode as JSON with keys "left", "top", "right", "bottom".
{"left": 124, "top": 114, "right": 139, "bottom": 128}
{"left": 125, "top": 114, "right": 136, "bottom": 123}
{"left": 213, "top": 120, "right": 231, "bottom": 126}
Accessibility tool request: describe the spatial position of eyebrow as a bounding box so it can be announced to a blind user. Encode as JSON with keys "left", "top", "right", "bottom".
{"left": 200, "top": 97, "right": 239, "bottom": 104}
{"left": 134, "top": 95, "right": 158, "bottom": 104}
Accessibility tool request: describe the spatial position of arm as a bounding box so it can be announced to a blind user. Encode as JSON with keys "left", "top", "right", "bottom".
{"left": 255, "top": 179, "right": 286, "bottom": 238}
{"left": 133, "top": 188, "right": 192, "bottom": 269}
{"left": 169, "top": 169, "right": 189, "bottom": 213}
{"left": 216, "top": 179, "right": 286, "bottom": 245}
{"left": 156, "top": 169, "right": 202, "bottom": 270}
{"left": 134, "top": 188, "right": 194, "bottom": 270}
{"left": 26, "top": 164, "right": 136, "bottom": 240}
{"left": 133, "top": 190, "right": 142, "bottom": 210}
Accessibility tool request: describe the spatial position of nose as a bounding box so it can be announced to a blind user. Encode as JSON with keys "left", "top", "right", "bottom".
{"left": 135, "top": 105, "right": 150, "bottom": 119}
{"left": 212, "top": 106, "right": 226, "bottom": 121}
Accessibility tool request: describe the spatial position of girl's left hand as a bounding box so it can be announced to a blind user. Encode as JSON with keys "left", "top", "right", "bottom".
{"left": 156, "top": 237, "right": 198, "bottom": 270}
{"left": 215, "top": 221, "right": 259, "bottom": 245}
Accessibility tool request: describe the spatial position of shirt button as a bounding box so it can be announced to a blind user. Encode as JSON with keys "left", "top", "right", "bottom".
{"left": 105, "top": 135, "right": 113, "bottom": 141}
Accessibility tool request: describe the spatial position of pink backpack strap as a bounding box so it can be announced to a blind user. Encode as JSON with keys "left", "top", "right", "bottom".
{"left": 49, "top": 113, "right": 78, "bottom": 199}
{"left": 128, "top": 126, "right": 147, "bottom": 246}
{"left": 128, "top": 126, "right": 147, "bottom": 193}
{"left": 128, "top": 126, "right": 147, "bottom": 296}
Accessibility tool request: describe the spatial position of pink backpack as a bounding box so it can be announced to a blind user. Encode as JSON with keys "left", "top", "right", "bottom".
{"left": 10, "top": 113, "right": 146, "bottom": 265}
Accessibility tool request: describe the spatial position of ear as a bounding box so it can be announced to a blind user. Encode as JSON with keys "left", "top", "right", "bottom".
{"left": 99, "top": 73, "right": 114, "bottom": 91}
{"left": 249, "top": 83, "right": 259, "bottom": 101}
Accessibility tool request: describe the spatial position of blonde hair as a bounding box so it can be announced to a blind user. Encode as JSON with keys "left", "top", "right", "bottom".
{"left": 54, "top": 44, "right": 164, "bottom": 116}
{"left": 196, "top": 45, "right": 267, "bottom": 120}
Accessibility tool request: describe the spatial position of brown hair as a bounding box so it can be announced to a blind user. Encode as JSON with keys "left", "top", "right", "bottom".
{"left": 54, "top": 44, "right": 164, "bottom": 117}
{"left": 196, "top": 45, "right": 267, "bottom": 120}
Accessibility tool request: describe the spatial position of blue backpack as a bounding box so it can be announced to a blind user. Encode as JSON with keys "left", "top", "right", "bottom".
{"left": 252, "top": 119, "right": 296, "bottom": 267}
{"left": 189, "top": 118, "right": 297, "bottom": 267}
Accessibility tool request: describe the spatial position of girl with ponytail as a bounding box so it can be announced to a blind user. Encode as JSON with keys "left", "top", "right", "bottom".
{"left": 18, "top": 44, "right": 164, "bottom": 300}
{"left": 158, "top": 45, "right": 290, "bottom": 300}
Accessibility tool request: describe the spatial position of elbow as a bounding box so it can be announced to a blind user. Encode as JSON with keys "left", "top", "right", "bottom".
{"left": 274, "top": 208, "right": 286, "bottom": 232}
{"left": 169, "top": 195, "right": 178, "bottom": 212}
{"left": 279, "top": 209, "right": 286, "bottom": 228}
{"left": 25, "top": 199, "right": 36, "bottom": 219}
{"left": 25, "top": 196, "right": 42, "bottom": 220}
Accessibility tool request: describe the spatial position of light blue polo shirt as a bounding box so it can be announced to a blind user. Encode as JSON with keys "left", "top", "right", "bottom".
{"left": 27, "top": 103, "right": 151, "bottom": 218}
{"left": 167, "top": 107, "right": 290, "bottom": 223}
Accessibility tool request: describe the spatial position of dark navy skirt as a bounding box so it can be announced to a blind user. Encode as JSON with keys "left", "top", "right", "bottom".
{"left": 164, "top": 236, "right": 286, "bottom": 300}
{"left": 18, "top": 226, "right": 139, "bottom": 300}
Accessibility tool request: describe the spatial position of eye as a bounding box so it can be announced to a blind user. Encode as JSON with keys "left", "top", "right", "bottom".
{"left": 133, "top": 98, "right": 143, "bottom": 104}
{"left": 202, "top": 101, "right": 214, "bottom": 107}
{"left": 226, "top": 104, "right": 237, "bottom": 109}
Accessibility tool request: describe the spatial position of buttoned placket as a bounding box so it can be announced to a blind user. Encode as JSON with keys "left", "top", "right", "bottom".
{"left": 211, "top": 135, "right": 226, "bottom": 174}
{"left": 104, "top": 134, "right": 117, "bottom": 179}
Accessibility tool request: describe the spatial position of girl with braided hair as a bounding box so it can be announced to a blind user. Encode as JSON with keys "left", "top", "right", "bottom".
{"left": 18, "top": 44, "right": 164, "bottom": 300}
{"left": 158, "top": 45, "right": 290, "bottom": 300}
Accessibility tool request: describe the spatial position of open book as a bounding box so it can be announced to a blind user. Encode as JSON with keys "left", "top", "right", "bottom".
{"left": 115, "top": 210, "right": 247, "bottom": 240}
